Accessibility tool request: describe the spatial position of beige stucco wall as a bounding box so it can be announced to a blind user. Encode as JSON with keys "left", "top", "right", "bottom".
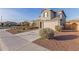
{"left": 77, "top": 24, "right": 79, "bottom": 31}
{"left": 68, "top": 22, "right": 79, "bottom": 31}
{"left": 43, "top": 21, "right": 59, "bottom": 31}
{"left": 73, "top": 22, "right": 79, "bottom": 31}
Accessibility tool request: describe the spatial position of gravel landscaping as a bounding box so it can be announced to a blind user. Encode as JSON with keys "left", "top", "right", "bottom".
{"left": 33, "top": 31, "right": 79, "bottom": 51}
{"left": 7, "top": 27, "right": 38, "bottom": 34}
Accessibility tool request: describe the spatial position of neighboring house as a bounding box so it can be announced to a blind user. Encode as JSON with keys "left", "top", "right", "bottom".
{"left": 4, "top": 21, "right": 17, "bottom": 26}
{"left": 0, "top": 21, "right": 17, "bottom": 26}
{"left": 36, "top": 9, "right": 66, "bottom": 31}
{"left": 66, "top": 20, "right": 79, "bottom": 31}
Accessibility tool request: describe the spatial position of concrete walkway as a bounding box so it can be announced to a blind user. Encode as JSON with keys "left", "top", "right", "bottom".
{"left": 0, "top": 29, "right": 49, "bottom": 51}
{"left": 15, "top": 29, "right": 40, "bottom": 42}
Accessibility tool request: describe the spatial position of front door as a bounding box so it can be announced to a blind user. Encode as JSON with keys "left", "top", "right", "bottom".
{"left": 40, "top": 22, "right": 42, "bottom": 28}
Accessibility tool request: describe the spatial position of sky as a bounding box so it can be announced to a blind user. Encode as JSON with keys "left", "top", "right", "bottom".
{"left": 0, "top": 8, "right": 79, "bottom": 22}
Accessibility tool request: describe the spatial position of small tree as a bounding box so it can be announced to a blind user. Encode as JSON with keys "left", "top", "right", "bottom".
{"left": 21, "top": 21, "right": 30, "bottom": 28}
{"left": 31, "top": 22, "right": 36, "bottom": 27}
{"left": 1, "top": 23, "right": 4, "bottom": 27}
{"left": 39, "top": 28, "right": 54, "bottom": 39}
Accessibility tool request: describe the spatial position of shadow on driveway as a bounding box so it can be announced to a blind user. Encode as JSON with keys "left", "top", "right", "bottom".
{"left": 54, "top": 35, "right": 78, "bottom": 41}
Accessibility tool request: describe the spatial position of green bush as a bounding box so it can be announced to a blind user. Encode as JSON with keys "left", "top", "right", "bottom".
{"left": 39, "top": 28, "right": 54, "bottom": 39}
{"left": 55, "top": 25, "right": 62, "bottom": 32}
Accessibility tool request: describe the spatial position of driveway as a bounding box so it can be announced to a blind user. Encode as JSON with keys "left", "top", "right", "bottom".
{"left": 15, "top": 29, "right": 40, "bottom": 42}
{"left": 0, "top": 29, "right": 49, "bottom": 51}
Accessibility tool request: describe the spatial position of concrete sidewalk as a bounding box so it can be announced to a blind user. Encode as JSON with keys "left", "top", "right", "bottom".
{"left": 0, "top": 29, "right": 49, "bottom": 51}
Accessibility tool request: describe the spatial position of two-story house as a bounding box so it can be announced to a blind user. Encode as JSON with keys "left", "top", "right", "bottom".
{"left": 37, "top": 9, "right": 66, "bottom": 31}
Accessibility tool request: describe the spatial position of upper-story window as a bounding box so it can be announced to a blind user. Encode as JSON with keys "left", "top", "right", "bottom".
{"left": 44, "top": 12, "right": 48, "bottom": 17}
{"left": 60, "top": 14, "right": 62, "bottom": 18}
{"left": 57, "top": 12, "right": 63, "bottom": 18}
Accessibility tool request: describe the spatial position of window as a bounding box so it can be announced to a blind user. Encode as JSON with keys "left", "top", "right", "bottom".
{"left": 44, "top": 12, "right": 48, "bottom": 17}
{"left": 57, "top": 12, "right": 62, "bottom": 18}
{"left": 60, "top": 14, "right": 62, "bottom": 18}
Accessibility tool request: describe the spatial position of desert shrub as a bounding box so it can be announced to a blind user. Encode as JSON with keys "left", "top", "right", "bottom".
{"left": 21, "top": 21, "right": 30, "bottom": 28}
{"left": 23, "top": 28, "right": 26, "bottom": 30}
{"left": 31, "top": 22, "right": 36, "bottom": 27}
{"left": 55, "top": 25, "right": 62, "bottom": 32}
{"left": 17, "top": 30, "right": 21, "bottom": 33}
{"left": 39, "top": 28, "right": 54, "bottom": 39}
